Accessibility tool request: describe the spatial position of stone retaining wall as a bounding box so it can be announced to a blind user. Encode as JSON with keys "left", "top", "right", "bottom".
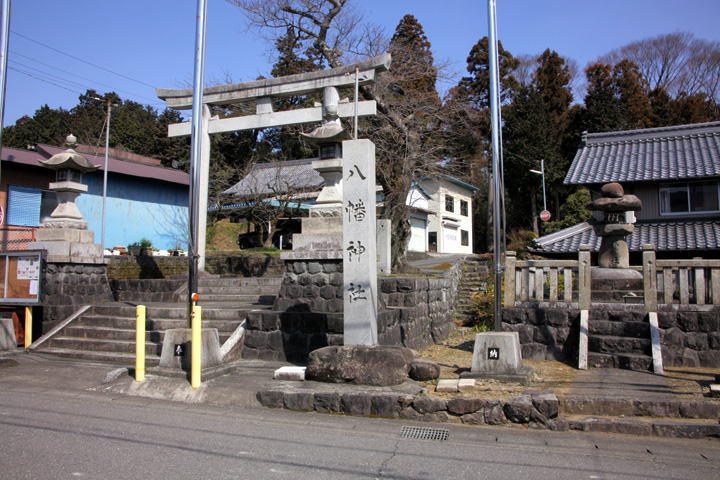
{"left": 502, "top": 304, "right": 720, "bottom": 368}
{"left": 110, "top": 278, "right": 185, "bottom": 303}
{"left": 501, "top": 305, "right": 580, "bottom": 362}
{"left": 42, "top": 263, "right": 114, "bottom": 324}
{"left": 243, "top": 259, "right": 462, "bottom": 362}
{"left": 106, "top": 255, "right": 284, "bottom": 280}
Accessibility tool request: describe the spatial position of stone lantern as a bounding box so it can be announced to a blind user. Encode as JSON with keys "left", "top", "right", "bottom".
{"left": 38, "top": 134, "right": 98, "bottom": 229}
{"left": 28, "top": 134, "right": 103, "bottom": 260}
{"left": 301, "top": 87, "right": 351, "bottom": 218}
{"left": 586, "top": 182, "right": 642, "bottom": 269}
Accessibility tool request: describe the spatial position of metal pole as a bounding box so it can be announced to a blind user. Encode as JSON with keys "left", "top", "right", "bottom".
{"left": 354, "top": 66, "right": 359, "bottom": 139}
{"left": 101, "top": 99, "right": 111, "bottom": 258}
{"left": 0, "top": 0, "right": 11, "bottom": 177}
{"left": 487, "top": 0, "right": 504, "bottom": 332}
{"left": 188, "top": 0, "right": 208, "bottom": 324}
{"left": 541, "top": 159, "right": 547, "bottom": 212}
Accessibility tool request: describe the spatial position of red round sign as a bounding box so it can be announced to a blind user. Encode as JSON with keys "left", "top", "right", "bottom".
{"left": 540, "top": 210, "right": 551, "bottom": 222}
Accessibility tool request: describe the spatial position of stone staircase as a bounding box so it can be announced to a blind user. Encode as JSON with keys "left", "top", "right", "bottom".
{"left": 455, "top": 256, "right": 491, "bottom": 325}
{"left": 587, "top": 307, "right": 653, "bottom": 371}
{"left": 35, "top": 276, "right": 282, "bottom": 365}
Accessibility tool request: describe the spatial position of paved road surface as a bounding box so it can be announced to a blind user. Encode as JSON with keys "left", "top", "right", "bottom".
{"left": 1, "top": 377, "right": 719, "bottom": 479}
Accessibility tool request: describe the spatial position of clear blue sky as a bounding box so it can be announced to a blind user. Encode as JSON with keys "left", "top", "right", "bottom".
{"left": 3, "top": 0, "right": 720, "bottom": 128}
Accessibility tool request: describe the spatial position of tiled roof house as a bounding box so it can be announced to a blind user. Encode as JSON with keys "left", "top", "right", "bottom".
{"left": 531, "top": 121, "right": 720, "bottom": 257}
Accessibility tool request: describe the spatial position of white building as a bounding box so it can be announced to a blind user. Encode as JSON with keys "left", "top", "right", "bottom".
{"left": 407, "top": 175, "right": 479, "bottom": 254}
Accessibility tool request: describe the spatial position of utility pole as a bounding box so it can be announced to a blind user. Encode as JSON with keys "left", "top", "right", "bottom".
{"left": 101, "top": 98, "right": 112, "bottom": 258}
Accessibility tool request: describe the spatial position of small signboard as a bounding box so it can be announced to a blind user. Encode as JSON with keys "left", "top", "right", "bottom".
{"left": 487, "top": 347, "right": 500, "bottom": 360}
{"left": 540, "top": 210, "right": 551, "bottom": 222}
{"left": 0, "top": 250, "right": 44, "bottom": 305}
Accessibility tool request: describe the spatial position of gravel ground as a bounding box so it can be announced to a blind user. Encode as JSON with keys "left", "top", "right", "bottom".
{"left": 418, "top": 326, "right": 720, "bottom": 402}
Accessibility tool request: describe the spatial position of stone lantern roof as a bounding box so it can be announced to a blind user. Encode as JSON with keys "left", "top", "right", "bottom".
{"left": 300, "top": 123, "right": 351, "bottom": 147}
{"left": 38, "top": 134, "right": 98, "bottom": 173}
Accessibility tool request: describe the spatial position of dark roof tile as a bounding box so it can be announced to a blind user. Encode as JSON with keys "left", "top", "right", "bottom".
{"left": 565, "top": 122, "right": 720, "bottom": 185}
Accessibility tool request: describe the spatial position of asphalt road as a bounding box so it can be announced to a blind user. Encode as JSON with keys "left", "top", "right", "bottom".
{"left": 1, "top": 383, "right": 719, "bottom": 479}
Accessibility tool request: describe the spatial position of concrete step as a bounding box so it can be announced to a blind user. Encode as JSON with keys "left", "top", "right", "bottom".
{"left": 197, "top": 294, "right": 275, "bottom": 304}
{"left": 76, "top": 315, "right": 246, "bottom": 331}
{"left": 589, "top": 335, "right": 651, "bottom": 355}
{"left": 197, "top": 285, "right": 280, "bottom": 295}
{"left": 588, "top": 352, "right": 653, "bottom": 371}
{"left": 46, "top": 337, "right": 164, "bottom": 356}
{"left": 89, "top": 305, "right": 251, "bottom": 320}
{"left": 37, "top": 348, "right": 161, "bottom": 366}
{"left": 200, "top": 276, "right": 282, "bottom": 285}
{"left": 565, "top": 415, "right": 720, "bottom": 438}
{"left": 589, "top": 320, "right": 649, "bottom": 338}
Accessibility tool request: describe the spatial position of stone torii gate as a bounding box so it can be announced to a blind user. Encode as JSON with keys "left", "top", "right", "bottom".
{"left": 156, "top": 54, "right": 390, "bottom": 270}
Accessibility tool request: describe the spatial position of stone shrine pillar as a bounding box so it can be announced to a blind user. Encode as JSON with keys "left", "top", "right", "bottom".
{"left": 342, "top": 139, "right": 378, "bottom": 345}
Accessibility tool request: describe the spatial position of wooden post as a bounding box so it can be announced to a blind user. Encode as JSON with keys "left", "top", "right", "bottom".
{"left": 578, "top": 244, "right": 591, "bottom": 310}
{"left": 643, "top": 244, "right": 657, "bottom": 313}
{"left": 504, "top": 251, "right": 516, "bottom": 308}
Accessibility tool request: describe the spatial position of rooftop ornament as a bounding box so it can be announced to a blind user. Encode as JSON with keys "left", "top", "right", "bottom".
{"left": 586, "top": 182, "right": 642, "bottom": 270}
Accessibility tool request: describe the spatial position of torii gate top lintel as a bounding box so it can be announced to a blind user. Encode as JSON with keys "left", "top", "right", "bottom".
{"left": 156, "top": 53, "right": 390, "bottom": 110}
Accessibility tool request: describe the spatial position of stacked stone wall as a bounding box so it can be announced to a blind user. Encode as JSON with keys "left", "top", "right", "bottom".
{"left": 106, "top": 255, "right": 284, "bottom": 280}
{"left": 502, "top": 304, "right": 720, "bottom": 367}
{"left": 42, "top": 263, "right": 114, "bottom": 324}
{"left": 110, "top": 278, "right": 185, "bottom": 303}
{"left": 242, "top": 258, "right": 462, "bottom": 362}
{"left": 657, "top": 306, "right": 720, "bottom": 367}
{"left": 502, "top": 306, "right": 580, "bottom": 362}
{"left": 107, "top": 256, "right": 188, "bottom": 279}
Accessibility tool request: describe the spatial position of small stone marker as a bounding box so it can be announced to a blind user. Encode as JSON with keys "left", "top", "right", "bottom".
{"left": 436, "top": 379, "right": 460, "bottom": 393}
{"left": 457, "top": 378, "right": 476, "bottom": 391}
{"left": 273, "top": 366, "right": 307, "bottom": 381}
{"left": 461, "top": 332, "right": 533, "bottom": 385}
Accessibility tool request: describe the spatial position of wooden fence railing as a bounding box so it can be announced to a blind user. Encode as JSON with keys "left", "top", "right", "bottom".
{"left": 503, "top": 244, "right": 719, "bottom": 311}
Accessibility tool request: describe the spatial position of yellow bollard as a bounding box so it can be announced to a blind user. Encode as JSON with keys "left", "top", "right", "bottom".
{"left": 24, "top": 306, "right": 32, "bottom": 348}
{"left": 191, "top": 305, "right": 202, "bottom": 389}
{"left": 135, "top": 305, "right": 146, "bottom": 382}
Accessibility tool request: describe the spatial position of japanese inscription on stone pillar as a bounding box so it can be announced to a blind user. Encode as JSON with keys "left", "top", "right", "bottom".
{"left": 342, "top": 139, "right": 378, "bottom": 345}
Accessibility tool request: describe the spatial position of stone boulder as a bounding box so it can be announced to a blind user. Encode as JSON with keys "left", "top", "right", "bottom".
{"left": 306, "top": 345, "right": 415, "bottom": 386}
{"left": 408, "top": 358, "right": 441, "bottom": 381}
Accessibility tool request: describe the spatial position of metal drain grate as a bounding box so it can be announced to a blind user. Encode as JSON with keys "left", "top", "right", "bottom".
{"left": 399, "top": 426, "right": 449, "bottom": 442}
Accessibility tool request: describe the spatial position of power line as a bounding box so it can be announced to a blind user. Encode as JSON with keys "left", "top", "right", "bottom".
{"left": 11, "top": 52, "right": 162, "bottom": 104}
{"left": 11, "top": 30, "right": 157, "bottom": 89}
{"left": 10, "top": 59, "right": 97, "bottom": 92}
{"left": 8, "top": 66, "right": 85, "bottom": 96}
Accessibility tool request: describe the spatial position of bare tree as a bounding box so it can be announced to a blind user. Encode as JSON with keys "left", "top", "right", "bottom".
{"left": 598, "top": 32, "right": 720, "bottom": 103}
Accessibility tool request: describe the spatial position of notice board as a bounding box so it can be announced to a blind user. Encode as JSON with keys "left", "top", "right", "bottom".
{"left": 0, "top": 250, "right": 43, "bottom": 304}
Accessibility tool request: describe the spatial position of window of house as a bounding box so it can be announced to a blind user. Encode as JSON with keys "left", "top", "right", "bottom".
{"left": 460, "top": 200, "right": 469, "bottom": 216}
{"left": 445, "top": 194, "right": 454, "bottom": 212}
{"left": 7, "top": 185, "right": 58, "bottom": 227}
{"left": 659, "top": 181, "right": 720, "bottom": 215}
{"left": 461, "top": 229, "right": 469, "bottom": 246}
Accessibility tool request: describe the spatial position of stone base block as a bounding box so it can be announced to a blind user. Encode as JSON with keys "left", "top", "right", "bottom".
{"left": 158, "top": 328, "right": 222, "bottom": 371}
{"left": 36, "top": 228, "right": 94, "bottom": 243}
{"left": 470, "top": 332, "right": 525, "bottom": 375}
{"left": 0, "top": 318, "right": 17, "bottom": 350}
